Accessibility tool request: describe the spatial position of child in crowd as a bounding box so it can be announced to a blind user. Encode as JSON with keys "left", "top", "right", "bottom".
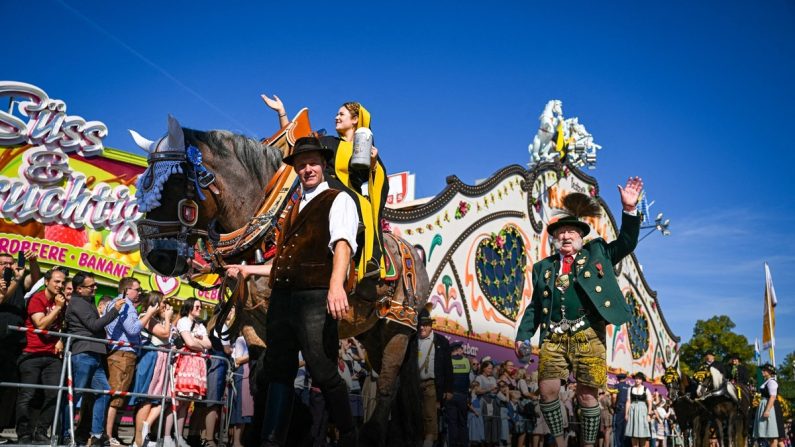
{"left": 469, "top": 381, "right": 485, "bottom": 446}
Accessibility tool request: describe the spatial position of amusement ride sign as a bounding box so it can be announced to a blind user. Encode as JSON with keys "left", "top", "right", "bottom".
{"left": 0, "top": 81, "right": 216, "bottom": 303}
{"left": 0, "top": 81, "right": 107, "bottom": 156}
{"left": 0, "top": 81, "right": 141, "bottom": 252}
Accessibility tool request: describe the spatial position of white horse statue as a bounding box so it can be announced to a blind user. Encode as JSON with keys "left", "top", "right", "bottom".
{"left": 529, "top": 99, "right": 563, "bottom": 165}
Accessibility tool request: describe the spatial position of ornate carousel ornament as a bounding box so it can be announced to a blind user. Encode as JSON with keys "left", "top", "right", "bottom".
{"left": 528, "top": 99, "right": 602, "bottom": 170}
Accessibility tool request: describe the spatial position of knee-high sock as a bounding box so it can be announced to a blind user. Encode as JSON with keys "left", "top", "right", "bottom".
{"left": 540, "top": 399, "right": 565, "bottom": 438}
{"left": 580, "top": 404, "right": 601, "bottom": 445}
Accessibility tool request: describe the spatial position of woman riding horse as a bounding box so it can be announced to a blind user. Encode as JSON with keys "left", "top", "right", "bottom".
{"left": 263, "top": 95, "right": 388, "bottom": 280}
{"left": 133, "top": 115, "right": 425, "bottom": 447}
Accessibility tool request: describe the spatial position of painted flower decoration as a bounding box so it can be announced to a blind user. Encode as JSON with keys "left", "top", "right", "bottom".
{"left": 455, "top": 200, "right": 471, "bottom": 219}
{"left": 494, "top": 233, "right": 505, "bottom": 249}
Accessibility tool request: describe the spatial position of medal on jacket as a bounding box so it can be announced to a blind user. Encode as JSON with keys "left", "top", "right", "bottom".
{"left": 555, "top": 274, "right": 570, "bottom": 291}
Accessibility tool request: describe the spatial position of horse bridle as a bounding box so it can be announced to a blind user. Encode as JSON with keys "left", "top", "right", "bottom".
{"left": 137, "top": 142, "right": 218, "bottom": 277}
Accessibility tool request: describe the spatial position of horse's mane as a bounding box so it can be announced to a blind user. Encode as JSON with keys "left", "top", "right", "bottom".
{"left": 183, "top": 128, "right": 282, "bottom": 188}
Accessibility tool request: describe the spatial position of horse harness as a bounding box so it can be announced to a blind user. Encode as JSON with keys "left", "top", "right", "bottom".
{"left": 137, "top": 144, "right": 219, "bottom": 276}
{"left": 137, "top": 116, "right": 423, "bottom": 330}
{"left": 206, "top": 163, "right": 298, "bottom": 261}
{"left": 375, "top": 233, "right": 421, "bottom": 329}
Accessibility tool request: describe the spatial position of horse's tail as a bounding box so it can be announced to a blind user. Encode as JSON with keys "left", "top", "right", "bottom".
{"left": 389, "top": 332, "right": 422, "bottom": 447}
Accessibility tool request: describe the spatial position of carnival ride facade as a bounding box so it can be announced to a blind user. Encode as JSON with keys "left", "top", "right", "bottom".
{"left": 384, "top": 103, "right": 680, "bottom": 381}
{"left": 0, "top": 81, "right": 679, "bottom": 380}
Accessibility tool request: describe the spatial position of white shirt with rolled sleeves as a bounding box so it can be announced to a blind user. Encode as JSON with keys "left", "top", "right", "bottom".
{"left": 299, "top": 181, "right": 358, "bottom": 255}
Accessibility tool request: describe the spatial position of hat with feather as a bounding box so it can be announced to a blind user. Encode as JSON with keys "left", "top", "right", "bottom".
{"left": 546, "top": 192, "right": 601, "bottom": 236}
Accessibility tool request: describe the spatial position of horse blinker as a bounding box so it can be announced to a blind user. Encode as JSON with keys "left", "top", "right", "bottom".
{"left": 179, "top": 199, "right": 199, "bottom": 227}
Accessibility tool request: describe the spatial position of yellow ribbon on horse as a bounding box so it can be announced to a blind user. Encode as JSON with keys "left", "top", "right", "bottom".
{"left": 693, "top": 370, "right": 710, "bottom": 382}
{"left": 662, "top": 367, "right": 679, "bottom": 385}
{"left": 333, "top": 104, "right": 387, "bottom": 280}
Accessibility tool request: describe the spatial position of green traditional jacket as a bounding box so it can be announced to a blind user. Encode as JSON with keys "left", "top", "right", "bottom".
{"left": 516, "top": 212, "right": 641, "bottom": 343}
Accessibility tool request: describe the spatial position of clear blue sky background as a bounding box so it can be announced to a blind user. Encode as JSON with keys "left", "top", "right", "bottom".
{"left": 6, "top": 0, "right": 794, "bottom": 366}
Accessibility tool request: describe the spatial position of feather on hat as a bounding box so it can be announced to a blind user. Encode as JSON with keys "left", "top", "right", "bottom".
{"left": 546, "top": 192, "right": 600, "bottom": 236}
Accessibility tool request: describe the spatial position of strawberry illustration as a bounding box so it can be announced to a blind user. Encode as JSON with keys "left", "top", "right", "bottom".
{"left": 45, "top": 224, "right": 88, "bottom": 247}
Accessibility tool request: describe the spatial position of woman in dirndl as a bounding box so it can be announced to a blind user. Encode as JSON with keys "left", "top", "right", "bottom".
{"left": 172, "top": 299, "right": 211, "bottom": 443}
{"left": 475, "top": 361, "right": 501, "bottom": 446}
{"left": 754, "top": 363, "right": 785, "bottom": 447}
{"left": 144, "top": 300, "right": 175, "bottom": 444}
{"left": 625, "top": 372, "right": 652, "bottom": 447}
{"left": 262, "top": 95, "right": 389, "bottom": 279}
{"left": 229, "top": 335, "right": 253, "bottom": 447}
{"left": 469, "top": 381, "right": 485, "bottom": 446}
{"left": 130, "top": 292, "right": 172, "bottom": 447}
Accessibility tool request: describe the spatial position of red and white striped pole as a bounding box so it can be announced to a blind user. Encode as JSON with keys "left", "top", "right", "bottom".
{"left": 66, "top": 351, "right": 75, "bottom": 446}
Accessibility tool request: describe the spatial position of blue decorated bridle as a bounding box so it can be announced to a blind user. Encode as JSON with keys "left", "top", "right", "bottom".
{"left": 136, "top": 141, "right": 218, "bottom": 277}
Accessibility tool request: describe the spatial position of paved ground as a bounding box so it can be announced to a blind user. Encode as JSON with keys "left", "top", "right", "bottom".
{"left": 1, "top": 425, "right": 137, "bottom": 446}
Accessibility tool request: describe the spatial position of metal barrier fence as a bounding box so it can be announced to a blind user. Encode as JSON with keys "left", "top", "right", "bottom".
{"left": 0, "top": 325, "right": 238, "bottom": 447}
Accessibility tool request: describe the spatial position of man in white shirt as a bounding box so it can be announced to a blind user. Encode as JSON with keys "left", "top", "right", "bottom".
{"left": 226, "top": 137, "right": 359, "bottom": 447}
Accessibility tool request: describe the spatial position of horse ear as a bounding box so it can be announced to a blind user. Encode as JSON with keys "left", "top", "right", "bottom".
{"left": 167, "top": 114, "right": 185, "bottom": 150}
{"left": 129, "top": 129, "right": 155, "bottom": 153}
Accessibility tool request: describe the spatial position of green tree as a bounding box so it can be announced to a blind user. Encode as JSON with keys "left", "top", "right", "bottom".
{"left": 778, "top": 351, "right": 795, "bottom": 381}
{"left": 678, "top": 315, "right": 753, "bottom": 376}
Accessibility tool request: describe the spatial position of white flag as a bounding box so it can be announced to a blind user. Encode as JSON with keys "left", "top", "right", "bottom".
{"left": 762, "top": 263, "right": 777, "bottom": 363}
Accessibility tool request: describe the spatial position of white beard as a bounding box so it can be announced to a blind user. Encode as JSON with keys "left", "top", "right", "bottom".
{"left": 554, "top": 238, "right": 583, "bottom": 253}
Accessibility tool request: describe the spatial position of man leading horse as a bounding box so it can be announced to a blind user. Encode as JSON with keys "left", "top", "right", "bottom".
{"left": 226, "top": 137, "right": 359, "bottom": 447}
{"left": 515, "top": 177, "right": 643, "bottom": 447}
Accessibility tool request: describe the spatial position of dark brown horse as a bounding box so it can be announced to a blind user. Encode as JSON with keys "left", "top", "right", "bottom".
{"left": 691, "top": 369, "right": 753, "bottom": 447}
{"left": 663, "top": 367, "right": 710, "bottom": 447}
{"left": 132, "top": 115, "right": 429, "bottom": 446}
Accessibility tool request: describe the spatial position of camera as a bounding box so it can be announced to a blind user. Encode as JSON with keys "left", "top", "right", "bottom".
{"left": 3, "top": 268, "right": 13, "bottom": 284}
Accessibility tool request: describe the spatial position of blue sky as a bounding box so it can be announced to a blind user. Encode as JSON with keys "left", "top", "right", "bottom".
{"left": 5, "top": 1, "right": 795, "bottom": 364}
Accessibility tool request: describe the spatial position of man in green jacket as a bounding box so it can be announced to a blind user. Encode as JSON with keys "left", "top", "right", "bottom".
{"left": 515, "top": 177, "right": 643, "bottom": 447}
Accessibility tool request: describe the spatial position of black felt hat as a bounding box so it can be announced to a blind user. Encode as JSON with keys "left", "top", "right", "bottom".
{"left": 547, "top": 215, "right": 592, "bottom": 237}
{"left": 546, "top": 193, "right": 599, "bottom": 236}
{"left": 450, "top": 341, "right": 464, "bottom": 350}
{"left": 283, "top": 137, "right": 334, "bottom": 166}
{"left": 418, "top": 304, "right": 434, "bottom": 326}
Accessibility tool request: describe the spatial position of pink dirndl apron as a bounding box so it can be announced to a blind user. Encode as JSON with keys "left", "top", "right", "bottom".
{"left": 173, "top": 349, "right": 207, "bottom": 398}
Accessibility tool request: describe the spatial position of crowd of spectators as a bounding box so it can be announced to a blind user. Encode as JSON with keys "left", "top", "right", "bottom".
{"left": 3, "top": 253, "right": 795, "bottom": 447}
{"left": 0, "top": 253, "right": 246, "bottom": 447}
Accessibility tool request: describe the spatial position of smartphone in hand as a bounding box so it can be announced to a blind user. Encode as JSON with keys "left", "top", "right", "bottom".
{"left": 2, "top": 268, "right": 12, "bottom": 284}
{"left": 17, "top": 251, "right": 25, "bottom": 269}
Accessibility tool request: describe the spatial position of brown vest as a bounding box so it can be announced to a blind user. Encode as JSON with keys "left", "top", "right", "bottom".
{"left": 269, "top": 189, "right": 341, "bottom": 290}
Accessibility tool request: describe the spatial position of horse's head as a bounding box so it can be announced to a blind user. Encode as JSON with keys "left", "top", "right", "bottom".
{"left": 662, "top": 367, "right": 680, "bottom": 395}
{"left": 551, "top": 99, "right": 563, "bottom": 116}
{"left": 692, "top": 368, "right": 712, "bottom": 398}
{"left": 132, "top": 115, "right": 282, "bottom": 277}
